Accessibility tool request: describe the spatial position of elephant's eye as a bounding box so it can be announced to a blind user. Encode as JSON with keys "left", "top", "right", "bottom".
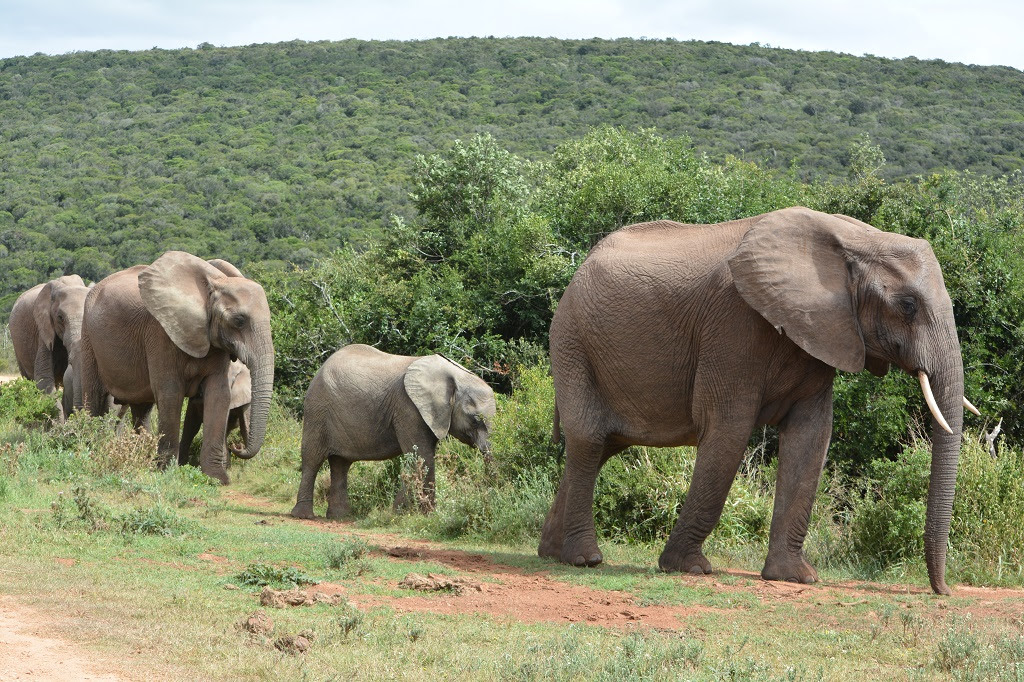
{"left": 897, "top": 296, "right": 918, "bottom": 319}
{"left": 231, "top": 313, "right": 249, "bottom": 328}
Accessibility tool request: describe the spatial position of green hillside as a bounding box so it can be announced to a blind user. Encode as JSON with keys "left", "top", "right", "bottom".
{"left": 1, "top": 37, "right": 1023, "bottom": 298}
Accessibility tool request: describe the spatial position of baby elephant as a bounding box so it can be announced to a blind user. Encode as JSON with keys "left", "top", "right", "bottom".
{"left": 290, "top": 344, "right": 496, "bottom": 519}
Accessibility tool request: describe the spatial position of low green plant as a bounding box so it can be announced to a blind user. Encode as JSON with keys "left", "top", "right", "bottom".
{"left": 118, "top": 503, "right": 198, "bottom": 537}
{"left": 234, "top": 562, "right": 319, "bottom": 590}
{"left": 324, "top": 536, "right": 370, "bottom": 569}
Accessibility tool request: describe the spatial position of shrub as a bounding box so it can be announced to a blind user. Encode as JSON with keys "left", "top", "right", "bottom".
{"left": 0, "top": 378, "right": 58, "bottom": 425}
{"left": 846, "top": 438, "right": 930, "bottom": 571}
{"left": 324, "top": 537, "right": 371, "bottom": 568}
{"left": 118, "top": 503, "right": 198, "bottom": 537}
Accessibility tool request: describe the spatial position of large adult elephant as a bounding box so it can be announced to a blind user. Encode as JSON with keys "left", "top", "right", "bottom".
{"left": 79, "top": 251, "right": 274, "bottom": 484}
{"left": 9, "top": 275, "right": 91, "bottom": 419}
{"left": 541, "top": 206, "right": 976, "bottom": 595}
{"left": 291, "top": 344, "right": 496, "bottom": 519}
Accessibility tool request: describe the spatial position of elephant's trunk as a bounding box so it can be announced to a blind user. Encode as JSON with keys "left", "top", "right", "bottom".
{"left": 920, "top": 347, "right": 965, "bottom": 596}
{"left": 232, "top": 325, "right": 274, "bottom": 460}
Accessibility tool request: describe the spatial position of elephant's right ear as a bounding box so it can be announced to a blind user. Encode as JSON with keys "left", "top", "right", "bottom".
{"left": 139, "top": 251, "right": 226, "bottom": 358}
{"left": 31, "top": 282, "right": 56, "bottom": 350}
{"left": 404, "top": 355, "right": 456, "bottom": 441}
{"left": 727, "top": 207, "right": 872, "bottom": 373}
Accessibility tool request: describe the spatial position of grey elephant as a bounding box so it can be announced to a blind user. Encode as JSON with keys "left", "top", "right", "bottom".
{"left": 9, "top": 275, "right": 91, "bottom": 420}
{"left": 79, "top": 251, "right": 274, "bottom": 484}
{"left": 179, "top": 360, "right": 252, "bottom": 465}
{"left": 290, "top": 344, "right": 496, "bottom": 520}
{"left": 541, "top": 206, "right": 976, "bottom": 595}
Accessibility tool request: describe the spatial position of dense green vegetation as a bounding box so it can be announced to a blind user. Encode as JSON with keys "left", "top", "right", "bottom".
{"left": 2, "top": 38, "right": 1024, "bottom": 588}
{"left": 2, "top": 37, "right": 1024, "bottom": 302}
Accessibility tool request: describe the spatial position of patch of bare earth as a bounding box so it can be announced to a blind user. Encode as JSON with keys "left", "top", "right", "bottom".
{"left": 223, "top": 491, "right": 1024, "bottom": 631}
{"left": 0, "top": 596, "right": 127, "bottom": 682}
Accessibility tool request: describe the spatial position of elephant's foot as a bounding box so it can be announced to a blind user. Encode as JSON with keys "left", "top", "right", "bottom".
{"left": 560, "top": 534, "right": 603, "bottom": 567}
{"left": 325, "top": 505, "right": 351, "bottom": 521}
{"left": 761, "top": 553, "right": 818, "bottom": 584}
{"left": 659, "top": 546, "right": 713, "bottom": 575}
{"left": 291, "top": 501, "right": 316, "bottom": 519}
{"left": 202, "top": 466, "right": 230, "bottom": 485}
{"left": 538, "top": 532, "right": 562, "bottom": 560}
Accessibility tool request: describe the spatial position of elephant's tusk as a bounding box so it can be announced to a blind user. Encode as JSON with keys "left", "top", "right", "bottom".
{"left": 918, "top": 371, "right": 954, "bottom": 435}
{"left": 963, "top": 396, "right": 981, "bottom": 416}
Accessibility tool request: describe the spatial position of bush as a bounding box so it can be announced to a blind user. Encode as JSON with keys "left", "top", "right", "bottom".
{"left": 235, "top": 562, "right": 319, "bottom": 590}
{"left": 0, "top": 378, "right": 58, "bottom": 425}
{"left": 118, "top": 503, "right": 198, "bottom": 537}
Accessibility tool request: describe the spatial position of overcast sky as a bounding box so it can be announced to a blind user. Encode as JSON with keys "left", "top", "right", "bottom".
{"left": 2, "top": 0, "right": 1022, "bottom": 71}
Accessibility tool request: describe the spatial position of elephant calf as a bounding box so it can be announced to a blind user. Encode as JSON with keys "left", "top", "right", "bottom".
{"left": 291, "top": 344, "right": 496, "bottom": 520}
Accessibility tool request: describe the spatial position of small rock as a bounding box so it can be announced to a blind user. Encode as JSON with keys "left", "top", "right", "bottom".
{"left": 274, "top": 634, "right": 311, "bottom": 655}
{"left": 240, "top": 610, "right": 274, "bottom": 637}
{"left": 223, "top": 583, "right": 240, "bottom": 591}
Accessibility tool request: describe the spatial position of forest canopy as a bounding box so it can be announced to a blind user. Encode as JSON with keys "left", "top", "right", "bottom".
{"left": 2, "top": 37, "right": 1024, "bottom": 303}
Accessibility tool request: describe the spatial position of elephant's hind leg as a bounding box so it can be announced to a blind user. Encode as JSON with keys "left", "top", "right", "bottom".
{"left": 543, "top": 436, "right": 622, "bottom": 567}
{"left": 659, "top": 427, "right": 752, "bottom": 575}
{"left": 291, "top": 422, "right": 327, "bottom": 519}
{"left": 325, "top": 456, "right": 352, "bottom": 520}
{"left": 761, "top": 390, "right": 832, "bottom": 585}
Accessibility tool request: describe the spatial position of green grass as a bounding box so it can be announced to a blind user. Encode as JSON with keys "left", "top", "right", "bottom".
{"left": 2, "top": 386, "right": 1024, "bottom": 680}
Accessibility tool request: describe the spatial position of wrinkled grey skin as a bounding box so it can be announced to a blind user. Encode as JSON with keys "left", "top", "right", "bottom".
{"left": 291, "top": 344, "right": 496, "bottom": 519}
{"left": 79, "top": 251, "right": 274, "bottom": 484}
{"left": 179, "top": 360, "right": 252, "bottom": 465}
{"left": 9, "top": 275, "right": 91, "bottom": 421}
{"left": 541, "top": 207, "right": 966, "bottom": 595}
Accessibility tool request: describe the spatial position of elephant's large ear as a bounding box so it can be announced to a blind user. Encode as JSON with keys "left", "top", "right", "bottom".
{"left": 32, "top": 282, "right": 56, "bottom": 350}
{"left": 139, "top": 251, "right": 226, "bottom": 358}
{"left": 404, "top": 355, "right": 456, "bottom": 441}
{"left": 728, "top": 207, "right": 874, "bottom": 373}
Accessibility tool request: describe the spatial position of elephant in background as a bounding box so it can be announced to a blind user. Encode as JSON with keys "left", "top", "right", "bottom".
{"left": 9, "top": 275, "right": 91, "bottom": 420}
{"left": 179, "top": 360, "right": 252, "bottom": 465}
{"left": 542, "top": 206, "right": 975, "bottom": 595}
{"left": 79, "top": 251, "right": 274, "bottom": 484}
{"left": 291, "top": 344, "right": 496, "bottom": 520}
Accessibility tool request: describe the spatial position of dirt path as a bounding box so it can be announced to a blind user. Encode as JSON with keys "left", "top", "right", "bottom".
{"left": 0, "top": 597, "right": 126, "bottom": 681}
{"left": 223, "top": 491, "right": 1024, "bottom": 630}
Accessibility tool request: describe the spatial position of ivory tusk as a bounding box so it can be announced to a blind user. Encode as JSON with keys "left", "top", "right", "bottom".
{"left": 963, "top": 396, "right": 981, "bottom": 416}
{"left": 918, "top": 371, "right": 954, "bottom": 434}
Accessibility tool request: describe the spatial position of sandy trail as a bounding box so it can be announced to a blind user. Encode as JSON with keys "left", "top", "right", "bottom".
{"left": 0, "top": 597, "right": 126, "bottom": 681}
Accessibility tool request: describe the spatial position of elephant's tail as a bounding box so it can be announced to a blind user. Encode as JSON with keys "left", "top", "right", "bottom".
{"left": 552, "top": 403, "right": 561, "bottom": 445}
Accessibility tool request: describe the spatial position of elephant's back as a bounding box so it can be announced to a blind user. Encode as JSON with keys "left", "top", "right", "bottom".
{"left": 310, "top": 344, "right": 412, "bottom": 400}
{"left": 305, "top": 344, "right": 404, "bottom": 455}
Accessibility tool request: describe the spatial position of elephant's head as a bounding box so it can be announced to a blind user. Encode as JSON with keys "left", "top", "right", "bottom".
{"left": 729, "top": 206, "right": 968, "bottom": 594}
{"left": 138, "top": 251, "right": 274, "bottom": 461}
{"left": 403, "top": 355, "right": 497, "bottom": 454}
{"left": 32, "top": 275, "right": 89, "bottom": 386}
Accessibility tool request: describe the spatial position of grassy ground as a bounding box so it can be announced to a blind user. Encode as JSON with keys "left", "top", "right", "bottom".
{"left": 1, "top": 393, "right": 1023, "bottom": 680}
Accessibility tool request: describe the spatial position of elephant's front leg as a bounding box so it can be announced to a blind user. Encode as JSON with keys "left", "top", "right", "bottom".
{"left": 154, "top": 389, "right": 185, "bottom": 470}
{"left": 762, "top": 389, "right": 833, "bottom": 584}
{"left": 197, "top": 374, "right": 232, "bottom": 484}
